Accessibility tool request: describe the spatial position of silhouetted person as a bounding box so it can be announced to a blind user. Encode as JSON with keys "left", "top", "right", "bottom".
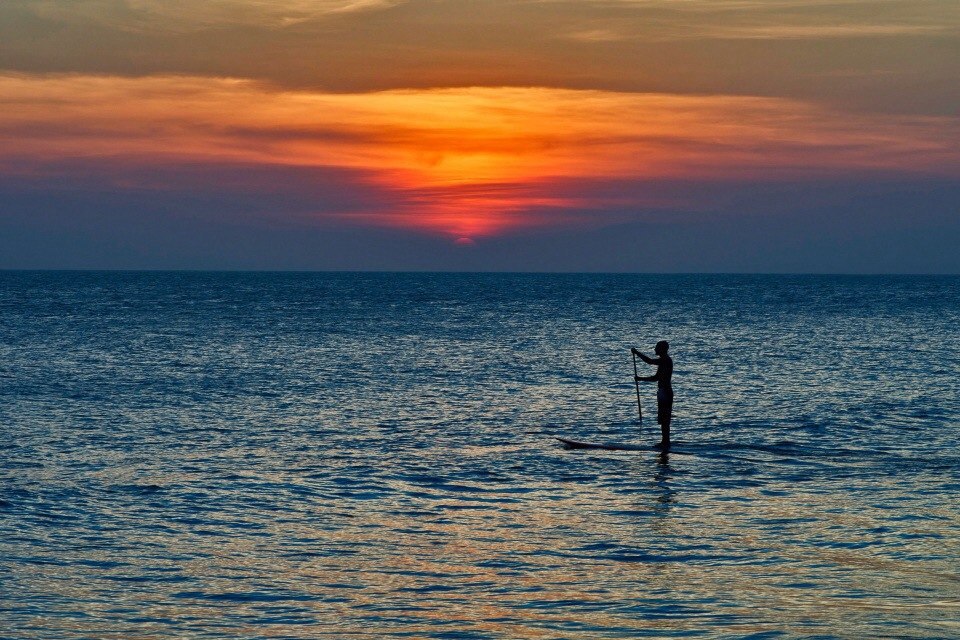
{"left": 632, "top": 340, "right": 673, "bottom": 449}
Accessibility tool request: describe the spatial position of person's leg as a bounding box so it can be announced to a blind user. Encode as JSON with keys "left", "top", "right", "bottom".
{"left": 656, "top": 398, "right": 669, "bottom": 448}
{"left": 658, "top": 390, "right": 673, "bottom": 448}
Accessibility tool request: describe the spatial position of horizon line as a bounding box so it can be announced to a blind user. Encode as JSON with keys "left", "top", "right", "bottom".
{"left": 2, "top": 269, "right": 958, "bottom": 277}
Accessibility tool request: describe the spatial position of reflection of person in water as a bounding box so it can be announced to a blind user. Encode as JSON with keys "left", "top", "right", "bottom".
{"left": 632, "top": 340, "right": 673, "bottom": 449}
{"left": 648, "top": 459, "right": 676, "bottom": 540}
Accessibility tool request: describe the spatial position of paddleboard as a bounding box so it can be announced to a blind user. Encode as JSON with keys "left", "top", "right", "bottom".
{"left": 555, "top": 437, "right": 692, "bottom": 455}
{"left": 555, "top": 437, "right": 648, "bottom": 451}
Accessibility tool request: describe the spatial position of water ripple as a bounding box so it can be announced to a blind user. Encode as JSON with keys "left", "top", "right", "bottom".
{"left": 1, "top": 272, "right": 958, "bottom": 638}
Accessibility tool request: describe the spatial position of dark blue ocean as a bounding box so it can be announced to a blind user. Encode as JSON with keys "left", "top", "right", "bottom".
{"left": 2, "top": 272, "right": 958, "bottom": 639}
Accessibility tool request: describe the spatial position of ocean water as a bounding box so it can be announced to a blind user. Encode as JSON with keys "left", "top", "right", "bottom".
{"left": 1, "top": 272, "right": 958, "bottom": 639}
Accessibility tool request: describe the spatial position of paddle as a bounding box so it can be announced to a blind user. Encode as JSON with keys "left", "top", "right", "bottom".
{"left": 632, "top": 349, "right": 642, "bottom": 423}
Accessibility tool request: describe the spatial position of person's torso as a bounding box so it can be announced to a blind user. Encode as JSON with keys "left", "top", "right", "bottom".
{"left": 657, "top": 356, "right": 673, "bottom": 390}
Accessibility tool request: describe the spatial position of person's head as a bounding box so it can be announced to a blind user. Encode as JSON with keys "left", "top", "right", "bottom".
{"left": 655, "top": 340, "right": 669, "bottom": 355}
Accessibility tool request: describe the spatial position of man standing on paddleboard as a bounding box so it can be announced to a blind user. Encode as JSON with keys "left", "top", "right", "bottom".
{"left": 632, "top": 341, "right": 673, "bottom": 449}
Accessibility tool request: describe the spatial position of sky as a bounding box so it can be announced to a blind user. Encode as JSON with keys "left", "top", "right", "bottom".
{"left": 1, "top": 0, "right": 959, "bottom": 272}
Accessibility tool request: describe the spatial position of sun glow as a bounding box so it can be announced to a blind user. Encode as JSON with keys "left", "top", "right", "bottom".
{"left": 2, "top": 75, "right": 958, "bottom": 238}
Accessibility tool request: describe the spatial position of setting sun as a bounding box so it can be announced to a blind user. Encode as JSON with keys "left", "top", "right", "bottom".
{"left": 3, "top": 76, "right": 957, "bottom": 240}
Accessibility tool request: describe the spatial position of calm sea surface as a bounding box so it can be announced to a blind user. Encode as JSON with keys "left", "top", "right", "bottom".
{"left": 1, "top": 272, "right": 958, "bottom": 639}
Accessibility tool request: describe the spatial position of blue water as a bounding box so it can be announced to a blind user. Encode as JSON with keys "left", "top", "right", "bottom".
{"left": 1, "top": 272, "right": 958, "bottom": 639}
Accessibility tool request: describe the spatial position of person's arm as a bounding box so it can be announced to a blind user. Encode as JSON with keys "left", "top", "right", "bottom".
{"left": 632, "top": 347, "right": 660, "bottom": 365}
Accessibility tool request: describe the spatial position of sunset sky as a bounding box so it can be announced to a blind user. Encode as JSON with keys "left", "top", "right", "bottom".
{"left": 2, "top": 0, "right": 958, "bottom": 271}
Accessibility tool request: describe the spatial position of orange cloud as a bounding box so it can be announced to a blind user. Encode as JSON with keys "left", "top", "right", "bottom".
{"left": 1, "top": 74, "right": 958, "bottom": 238}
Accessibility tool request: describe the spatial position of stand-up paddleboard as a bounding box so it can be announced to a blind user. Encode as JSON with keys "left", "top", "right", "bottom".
{"left": 555, "top": 437, "right": 693, "bottom": 455}
{"left": 555, "top": 437, "right": 648, "bottom": 451}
